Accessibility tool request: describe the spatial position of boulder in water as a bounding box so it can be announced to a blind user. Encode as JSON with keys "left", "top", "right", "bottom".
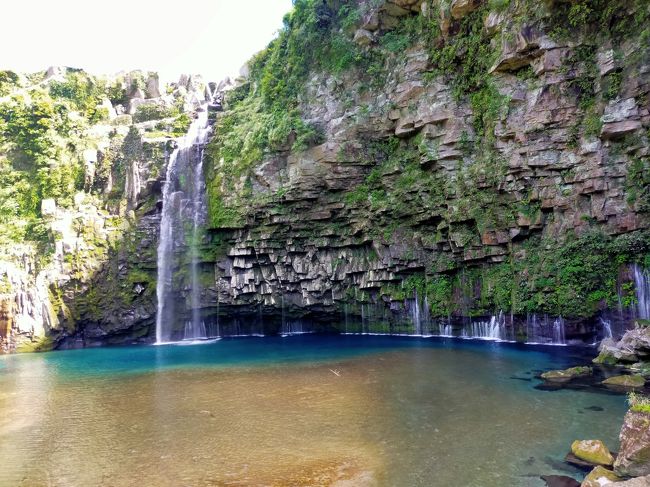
{"left": 603, "top": 375, "right": 646, "bottom": 390}
{"left": 595, "top": 328, "right": 650, "bottom": 366}
{"left": 614, "top": 411, "right": 650, "bottom": 477}
{"left": 542, "top": 366, "right": 593, "bottom": 383}
{"left": 571, "top": 440, "right": 615, "bottom": 466}
{"left": 540, "top": 474, "right": 580, "bottom": 487}
{"left": 580, "top": 465, "right": 621, "bottom": 486}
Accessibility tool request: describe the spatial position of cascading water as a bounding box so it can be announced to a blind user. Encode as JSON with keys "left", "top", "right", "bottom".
{"left": 524, "top": 313, "right": 567, "bottom": 345}
{"left": 633, "top": 264, "right": 650, "bottom": 320}
{"left": 600, "top": 317, "right": 613, "bottom": 339}
{"left": 552, "top": 316, "right": 566, "bottom": 345}
{"left": 438, "top": 322, "right": 453, "bottom": 337}
{"left": 155, "top": 106, "right": 212, "bottom": 344}
{"left": 461, "top": 312, "right": 508, "bottom": 341}
{"left": 410, "top": 291, "right": 422, "bottom": 335}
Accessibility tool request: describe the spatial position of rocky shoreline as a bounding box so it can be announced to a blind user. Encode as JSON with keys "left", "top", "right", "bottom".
{"left": 540, "top": 323, "right": 650, "bottom": 486}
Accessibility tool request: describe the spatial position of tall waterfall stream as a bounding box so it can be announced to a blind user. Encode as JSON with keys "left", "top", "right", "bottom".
{"left": 155, "top": 106, "right": 211, "bottom": 344}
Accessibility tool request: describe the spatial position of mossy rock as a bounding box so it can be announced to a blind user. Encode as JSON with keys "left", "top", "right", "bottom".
{"left": 571, "top": 439, "right": 615, "bottom": 467}
{"left": 16, "top": 335, "right": 55, "bottom": 353}
{"left": 614, "top": 410, "right": 650, "bottom": 477}
{"left": 593, "top": 351, "right": 619, "bottom": 366}
{"left": 542, "top": 366, "right": 593, "bottom": 383}
{"left": 602, "top": 375, "right": 646, "bottom": 390}
{"left": 580, "top": 465, "right": 621, "bottom": 486}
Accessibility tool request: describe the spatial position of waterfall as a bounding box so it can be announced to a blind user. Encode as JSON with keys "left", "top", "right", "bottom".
{"left": 183, "top": 320, "right": 207, "bottom": 340}
{"left": 600, "top": 317, "right": 613, "bottom": 339}
{"left": 410, "top": 291, "right": 422, "bottom": 335}
{"left": 633, "top": 264, "right": 650, "bottom": 320}
{"left": 155, "top": 106, "right": 211, "bottom": 344}
{"left": 438, "top": 322, "right": 453, "bottom": 337}
{"left": 552, "top": 316, "right": 566, "bottom": 345}
{"left": 281, "top": 319, "right": 309, "bottom": 337}
{"left": 462, "top": 312, "right": 507, "bottom": 341}
{"left": 422, "top": 296, "right": 432, "bottom": 336}
{"left": 524, "top": 313, "right": 567, "bottom": 345}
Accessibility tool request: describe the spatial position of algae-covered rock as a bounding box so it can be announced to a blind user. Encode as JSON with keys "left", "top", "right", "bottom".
{"left": 603, "top": 375, "right": 646, "bottom": 390}
{"left": 542, "top": 366, "right": 593, "bottom": 383}
{"left": 580, "top": 466, "right": 621, "bottom": 486}
{"left": 571, "top": 440, "right": 615, "bottom": 466}
{"left": 594, "top": 351, "right": 622, "bottom": 366}
{"left": 594, "top": 329, "right": 650, "bottom": 366}
{"left": 614, "top": 411, "right": 650, "bottom": 477}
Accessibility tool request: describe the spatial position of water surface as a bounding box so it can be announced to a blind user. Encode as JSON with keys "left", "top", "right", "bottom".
{"left": 0, "top": 335, "right": 627, "bottom": 486}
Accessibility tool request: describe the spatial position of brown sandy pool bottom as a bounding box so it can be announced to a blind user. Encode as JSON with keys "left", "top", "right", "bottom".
{"left": 0, "top": 338, "right": 628, "bottom": 486}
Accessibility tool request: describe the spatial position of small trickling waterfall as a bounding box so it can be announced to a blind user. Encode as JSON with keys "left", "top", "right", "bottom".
{"left": 421, "top": 296, "right": 432, "bottom": 336}
{"left": 407, "top": 292, "right": 433, "bottom": 336}
{"left": 281, "top": 320, "right": 310, "bottom": 336}
{"left": 552, "top": 316, "right": 566, "bottom": 345}
{"left": 155, "top": 107, "right": 212, "bottom": 344}
{"left": 183, "top": 320, "right": 207, "bottom": 340}
{"left": 410, "top": 291, "right": 422, "bottom": 335}
{"left": 438, "top": 322, "right": 453, "bottom": 337}
{"left": 633, "top": 264, "right": 650, "bottom": 320}
{"left": 462, "top": 312, "right": 508, "bottom": 341}
{"left": 524, "top": 314, "right": 567, "bottom": 345}
{"left": 600, "top": 317, "right": 613, "bottom": 339}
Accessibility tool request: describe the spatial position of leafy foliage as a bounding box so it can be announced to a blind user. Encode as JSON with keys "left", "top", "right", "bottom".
{"left": 133, "top": 103, "right": 179, "bottom": 123}
{"left": 383, "top": 230, "right": 650, "bottom": 318}
{"left": 629, "top": 392, "right": 650, "bottom": 414}
{"left": 49, "top": 70, "right": 108, "bottom": 122}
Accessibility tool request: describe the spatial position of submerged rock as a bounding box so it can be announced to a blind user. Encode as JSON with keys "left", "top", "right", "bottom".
{"left": 603, "top": 375, "right": 647, "bottom": 390}
{"left": 614, "top": 411, "right": 650, "bottom": 477}
{"left": 581, "top": 466, "right": 621, "bottom": 486}
{"left": 540, "top": 474, "right": 580, "bottom": 487}
{"left": 542, "top": 367, "right": 593, "bottom": 383}
{"left": 571, "top": 440, "right": 615, "bottom": 467}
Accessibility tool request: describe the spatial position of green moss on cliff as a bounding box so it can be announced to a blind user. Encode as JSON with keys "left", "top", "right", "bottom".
{"left": 203, "top": 0, "right": 650, "bottom": 322}
{"left": 388, "top": 230, "right": 650, "bottom": 318}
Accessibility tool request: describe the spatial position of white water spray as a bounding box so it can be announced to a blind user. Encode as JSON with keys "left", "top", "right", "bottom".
{"left": 155, "top": 107, "right": 212, "bottom": 344}
{"left": 633, "top": 264, "right": 650, "bottom": 320}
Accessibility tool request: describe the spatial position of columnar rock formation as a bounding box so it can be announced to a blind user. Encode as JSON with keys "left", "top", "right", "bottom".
{"left": 183, "top": 0, "right": 650, "bottom": 341}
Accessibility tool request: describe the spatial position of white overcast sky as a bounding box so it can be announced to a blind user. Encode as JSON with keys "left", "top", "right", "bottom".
{"left": 1, "top": 0, "right": 293, "bottom": 83}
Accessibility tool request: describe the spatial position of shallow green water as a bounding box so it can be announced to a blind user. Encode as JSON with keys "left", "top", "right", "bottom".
{"left": 0, "top": 335, "right": 627, "bottom": 486}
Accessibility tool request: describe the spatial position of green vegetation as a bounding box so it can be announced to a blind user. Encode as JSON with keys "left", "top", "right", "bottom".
{"left": 626, "top": 157, "right": 650, "bottom": 212}
{"left": 0, "top": 89, "right": 87, "bottom": 244}
{"left": 204, "top": 0, "right": 392, "bottom": 227}
{"left": 428, "top": 6, "right": 507, "bottom": 137}
{"left": 0, "top": 70, "right": 20, "bottom": 97}
{"left": 133, "top": 103, "right": 179, "bottom": 123}
{"left": 0, "top": 68, "right": 183, "bottom": 249}
{"left": 547, "top": 0, "right": 650, "bottom": 42}
{"left": 628, "top": 392, "right": 650, "bottom": 414}
{"left": 380, "top": 230, "right": 650, "bottom": 318}
{"left": 48, "top": 70, "right": 109, "bottom": 122}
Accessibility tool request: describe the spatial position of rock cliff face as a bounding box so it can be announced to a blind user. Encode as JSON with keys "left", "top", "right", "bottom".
{"left": 173, "top": 0, "right": 650, "bottom": 341}
{"left": 0, "top": 69, "right": 210, "bottom": 351}
{"left": 3, "top": 0, "right": 650, "bottom": 350}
